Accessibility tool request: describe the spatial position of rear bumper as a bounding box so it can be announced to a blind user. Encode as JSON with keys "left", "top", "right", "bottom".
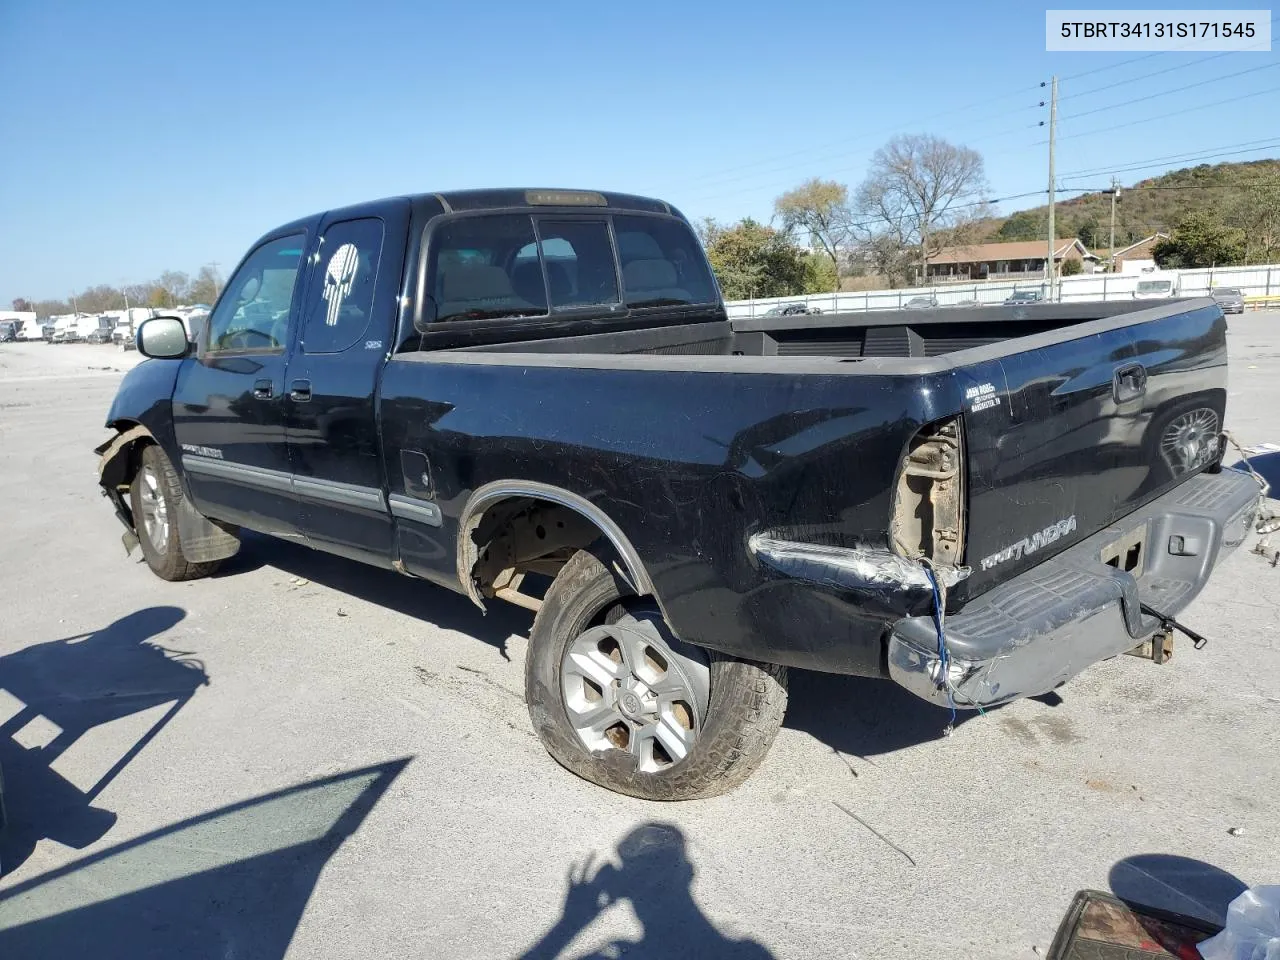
{"left": 887, "top": 467, "right": 1260, "bottom": 708}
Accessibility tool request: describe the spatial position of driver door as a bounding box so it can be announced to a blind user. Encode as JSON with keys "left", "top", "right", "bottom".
{"left": 172, "top": 230, "right": 311, "bottom": 536}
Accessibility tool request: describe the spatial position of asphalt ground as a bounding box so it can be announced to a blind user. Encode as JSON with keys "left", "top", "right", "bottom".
{"left": 1, "top": 318, "right": 1277, "bottom": 959}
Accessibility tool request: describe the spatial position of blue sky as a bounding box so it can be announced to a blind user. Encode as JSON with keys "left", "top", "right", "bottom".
{"left": 1, "top": 0, "right": 1276, "bottom": 303}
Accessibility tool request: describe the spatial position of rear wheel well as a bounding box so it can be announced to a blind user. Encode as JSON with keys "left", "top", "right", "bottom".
{"left": 458, "top": 490, "right": 652, "bottom": 611}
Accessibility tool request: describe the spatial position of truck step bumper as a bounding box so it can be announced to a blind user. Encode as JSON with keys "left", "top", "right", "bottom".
{"left": 888, "top": 467, "right": 1260, "bottom": 708}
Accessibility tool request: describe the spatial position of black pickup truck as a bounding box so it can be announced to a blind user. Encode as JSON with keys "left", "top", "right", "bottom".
{"left": 96, "top": 188, "right": 1258, "bottom": 800}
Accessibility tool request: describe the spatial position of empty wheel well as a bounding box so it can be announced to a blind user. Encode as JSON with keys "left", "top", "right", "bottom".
{"left": 97, "top": 422, "right": 158, "bottom": 524}
{"left": 457, "top": 485, "right": 655, "bottom": 610}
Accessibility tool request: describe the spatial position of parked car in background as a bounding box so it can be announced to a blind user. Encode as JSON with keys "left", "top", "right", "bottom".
{"left": 1005, "top": 290, "right": 1043, "bottom": 305}
{"left": 86, "top": 327, "right": 113, "bottom": 344}
{"left": 1133, "top": 273, "right": 1181, "bottom": 300}
{"left": 1210, "top": 287, "right": 1244, "bottom": 315}
{"left": 764, "top": 302, "right": 822, "bottom": 317}
{"left": 903, "top": 296, "right": 939, "bottom": 309}
{"left": 0, "top": 321, "right": 18, "bottom": 342}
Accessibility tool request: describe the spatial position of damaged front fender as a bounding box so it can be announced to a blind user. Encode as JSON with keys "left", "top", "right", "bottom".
{"left": 95, "top": 425, "right": 240, "bottom": 564}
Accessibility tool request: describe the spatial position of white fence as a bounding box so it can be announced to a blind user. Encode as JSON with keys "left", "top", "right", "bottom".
{"left": 724, "top": 263, "right": 1280, "bottom": 317}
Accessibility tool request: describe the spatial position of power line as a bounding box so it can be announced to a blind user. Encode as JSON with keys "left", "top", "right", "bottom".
{"left": 1057, "top": 51, "right": 1236, "bottom": 100}
{"left": 1038, "top": 84, "right": 1280, "bottom": 143}
{"left": 1059, "top": 178, "right": 1280, "bottom": 196}
{"left": 1060, "top": 138, "right": 1280, "bottom": 179}
{"left": 1058, "top": 51, "right": 1164, "bottom": 82}
{"left": 670, "top": 93, "right": 1045, "bottom": 190}
{"left": 677, "top": 117, "right": 1051, "bottom": 207}
{"left": 1057, "top": 61, "right": 1280, "bottom": 123}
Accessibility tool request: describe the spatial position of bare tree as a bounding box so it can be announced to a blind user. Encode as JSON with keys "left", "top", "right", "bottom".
{"left": 774, "top": 179, "right": 853, "bottom": 291}
{"left": 854, "top": 135, "right": 988, "bottom": 285}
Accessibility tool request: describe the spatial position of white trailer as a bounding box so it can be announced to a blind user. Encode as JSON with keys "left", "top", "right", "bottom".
{"left": 19, "top": 318, "right": 50, "bottom": 340}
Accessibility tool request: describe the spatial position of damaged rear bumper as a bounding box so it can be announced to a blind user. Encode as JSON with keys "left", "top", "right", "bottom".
{"left": 887, "top": 467, "right": 1261, "bottom": 708}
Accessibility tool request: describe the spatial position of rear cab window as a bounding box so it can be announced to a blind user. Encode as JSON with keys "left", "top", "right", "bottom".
{"left": 425, "top": 212, "right": 714, "bottom": 326}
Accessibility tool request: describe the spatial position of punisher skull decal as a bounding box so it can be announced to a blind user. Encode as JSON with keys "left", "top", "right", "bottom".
{"left": 322, "top": 243, "right": 360, "bottom": 326}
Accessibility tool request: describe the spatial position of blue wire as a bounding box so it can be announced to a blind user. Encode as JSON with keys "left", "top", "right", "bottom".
{"left": 923, "top": 566, "right": 958, "bottom": 729}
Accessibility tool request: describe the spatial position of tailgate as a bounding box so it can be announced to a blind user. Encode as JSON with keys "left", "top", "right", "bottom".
{"left": 955, "top": 300, "right": 1227, "bottom": 602}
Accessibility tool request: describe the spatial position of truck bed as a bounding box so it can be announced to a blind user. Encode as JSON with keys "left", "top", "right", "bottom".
{"left": 449, "top": 301, "right": 1173, "bottom": 362}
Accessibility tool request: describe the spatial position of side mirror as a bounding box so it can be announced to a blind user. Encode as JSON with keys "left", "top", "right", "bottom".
{"left": 413, "top": 296, "right": 439, "bottom": 334}
{"left": 137, "top": 316, "right": 191, "bottom": 360}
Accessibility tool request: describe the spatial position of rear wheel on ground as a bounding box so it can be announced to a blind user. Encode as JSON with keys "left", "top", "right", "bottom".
{"left": 130, "top": 444, "right": 221, "bottom": 581}
{"left": 525, "top": 546, "right": 788, "bottom": 800}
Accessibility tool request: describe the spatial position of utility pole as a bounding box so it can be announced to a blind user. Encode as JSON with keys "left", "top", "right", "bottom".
{"left": 1046, "top": 75, "right": 1059, "bottom": 301}
{"left": 1108, "top": 177, "right": 1121, "bottom": 272}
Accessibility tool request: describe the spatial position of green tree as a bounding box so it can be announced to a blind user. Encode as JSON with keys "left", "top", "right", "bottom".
{"left": 1152, "top": 212, "right": 1246, "bottom": 268}
{"left": 1060, "top": 258, "right": 1083, "bottom": 277}
{"left": 701, "top": 218, "right": 811, "bottom": 300}
{"left": 996, "top": 210, "right": 1043, "bottom": 242}
{"left": 1075, "top": 219, "right": 1102, "bottom": 250}
{"left": 802, "top": 253, "right": 838, "bottom": 294}
{"left": 773, "top": 179, "right": 852, "bottom": 290}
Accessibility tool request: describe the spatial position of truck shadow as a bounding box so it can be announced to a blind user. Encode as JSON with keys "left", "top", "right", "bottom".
{"left": 217, "top": 532, "right": 534, "bottom": 658}
{"left": 0, "top": 607, "right": 206, "bottom": 876}
{"left": 783, "top": 668, "right": 979, "bottom": 757}
{"left": 218, "top": 534, "right": 974, "bottom": 753}
{"left": 0, "top": 759, "right": 408, "bottom": 959}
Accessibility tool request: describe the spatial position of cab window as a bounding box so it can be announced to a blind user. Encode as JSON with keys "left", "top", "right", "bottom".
{"left": 205, "top": 235, "right": 305, "bottom": 353}
{"left": 301, "top": 218, "right": 385, "bottom": 354}
{"left": 613, "top": 215, "right": 716, "bottom": 308}
{"left": 431, "top": 215, "right": 547, "bottom": 323}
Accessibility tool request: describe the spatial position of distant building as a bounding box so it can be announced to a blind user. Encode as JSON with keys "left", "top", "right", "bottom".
{"left": 1094, "top": 233, "right": 1170, "bottom": 273}
{"left": 926, "top": 238, "right": 1099, "bottom": 282}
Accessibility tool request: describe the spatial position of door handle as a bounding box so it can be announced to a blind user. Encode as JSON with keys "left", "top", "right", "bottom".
{"left": 289, "top": 379, "right": 313, "bottom": 402}
{"left": 252, "top": 379, "right": 273, "bottom": 400}
{"left": 1112, "top": 362, "right": 1148, "bottom": 404}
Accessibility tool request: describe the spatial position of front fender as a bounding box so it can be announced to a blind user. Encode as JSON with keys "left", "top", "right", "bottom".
{"left": 97, "top": 359, "right": 239, "bottom": 564}
{"left": 105, "top": 358, "right": 182, "bottom": 450}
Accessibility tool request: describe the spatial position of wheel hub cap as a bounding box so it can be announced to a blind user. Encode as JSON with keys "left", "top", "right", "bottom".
{"left": 560, "top": 612, "right": 710, "bottom": 774}
{"left": 138, "top": 465, "right": 170, "bottom": 553}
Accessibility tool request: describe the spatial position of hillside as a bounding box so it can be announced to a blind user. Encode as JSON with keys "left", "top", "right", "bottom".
{"left": 979, "top": 158, "right": 1280, "bottom": 252}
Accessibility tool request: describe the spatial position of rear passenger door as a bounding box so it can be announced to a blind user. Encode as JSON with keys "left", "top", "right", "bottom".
{"left": 284, "top": 204, "right": 409, "bottom": 566}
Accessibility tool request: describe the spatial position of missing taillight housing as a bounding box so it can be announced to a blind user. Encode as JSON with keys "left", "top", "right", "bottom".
{"left": 891, "top": 418, "right": 965, "bottom": 569}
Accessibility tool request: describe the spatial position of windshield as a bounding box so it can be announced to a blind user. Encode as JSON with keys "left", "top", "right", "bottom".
{"left": 1213, "top": 288, "right": 1241, "bottom": 297}
{"left": 1137, "top": 280, "right": 1172, "bottom": 293}
{"left": 428, "top": 213, "right": 716, "bottom": 324}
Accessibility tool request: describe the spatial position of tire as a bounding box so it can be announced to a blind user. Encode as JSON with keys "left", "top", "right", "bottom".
{"left": 525, "top": 547, "right": 788, "bottom": 800}
{"left": 129, "top": 444, "right": 221, "bottom": 581}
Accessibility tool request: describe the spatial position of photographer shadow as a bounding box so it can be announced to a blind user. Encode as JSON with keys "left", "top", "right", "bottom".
{"left": 521, "top": 822, "right": 773, "bottom": 960}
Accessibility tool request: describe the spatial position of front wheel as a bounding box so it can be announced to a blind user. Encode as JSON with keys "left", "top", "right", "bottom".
{"left": 525, "top": 547, "right": 788, "bottom": 800}
{"left": 129, "top": 444, "right": 221, "bottom": 581}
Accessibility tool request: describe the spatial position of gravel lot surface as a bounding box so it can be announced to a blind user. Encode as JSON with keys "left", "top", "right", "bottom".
{"left": 1, "top": 321, "right": 1277, "bottom": 959}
